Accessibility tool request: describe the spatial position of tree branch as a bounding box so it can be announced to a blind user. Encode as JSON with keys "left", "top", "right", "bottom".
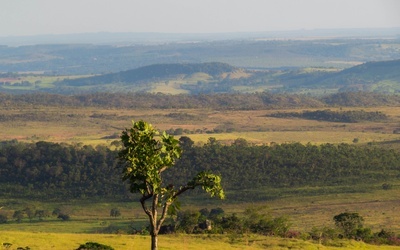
{"left": 140, "top": 193, "right": 153, "bottom": 219}
{"left": 156, "top": 202, "right": 171, "bottom": 233}
{"left": 158, "top": 166, "right": 168, "bottom": 173}
{"left": 172, "top": 184, "right": 196, "bottom": 200}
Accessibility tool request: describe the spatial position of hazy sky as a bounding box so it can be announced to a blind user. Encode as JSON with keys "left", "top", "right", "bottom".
{"left": 1, "top": 0, "right": 400, "bottom": 37}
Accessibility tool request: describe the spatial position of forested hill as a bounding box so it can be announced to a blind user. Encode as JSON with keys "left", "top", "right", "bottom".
{"left": 310, "top": 59, "right": 400, "bottom": 88}
{"left": 341, "top": 59, "right": 400, "bottom": 76}
{"left": 60, "top": 62, "right": 238, "bottom": 86}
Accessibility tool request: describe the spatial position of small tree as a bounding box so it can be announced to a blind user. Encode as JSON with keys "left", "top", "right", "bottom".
{"left": 0, "top": 214, "right": 7, "bottom": 224}
{"left": 35, "top": 210, "right": 49, "bottom": 221}
{"left": 13, "top": 210, "right": 24, "bottom": 223}
{"left": 118, "top": 120, "right": 224, "bottom": 250}
{"left": 57, "top": 213, "right": 70, "bottom": 221}
{"left": 333, "top": 212, "right": 364, "bottom": 238}
{"left": 110, "top": 208, "right": 121, "bottom": 218}
{"left": 23, "top": 207, "right": 35, "bottom": 222}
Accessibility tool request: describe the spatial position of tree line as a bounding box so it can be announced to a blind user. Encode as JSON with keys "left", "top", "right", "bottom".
{"left": 0, "top": 139, "right": 399, "bottom": 201}
{"left": 1, "top": 92, "right": 400, "bottom": 110}
{"left": 268, "top": 109, "right": 388, "bottom": 123}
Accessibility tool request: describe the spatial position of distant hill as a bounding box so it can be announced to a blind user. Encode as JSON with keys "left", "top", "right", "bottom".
{"left": 269, "top": 59, "right": 400, "bottom": 93}
{"left": 60, "top": 62, "right": 238, "bottom": 86}
{"left": 2, "top": 59, "right": 400, "bottom": 95}
{"left": 320, "top": 59, "right": 400, "bottom": 86}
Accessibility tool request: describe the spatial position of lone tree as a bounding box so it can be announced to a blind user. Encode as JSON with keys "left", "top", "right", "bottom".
{"left": 118, "top": 120, "right": 224, "bottom": 250}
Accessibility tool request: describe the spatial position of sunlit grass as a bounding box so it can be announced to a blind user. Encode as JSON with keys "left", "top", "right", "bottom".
{"left": 0, "top": 106, "right": 399, "bottom": 147}
{"left": 2, "top": 231, "right": 399, "bottom": 250}
{"left": 187, "top": 131, "right": 399, "bottom": 145}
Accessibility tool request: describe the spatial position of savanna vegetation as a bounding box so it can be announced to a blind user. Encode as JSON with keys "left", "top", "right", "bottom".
{"left": 1, "top": 36, "right": 400, "bottom": 249}
{"left": 268, "top": 109, "right": 388, "bottom": 123}
{"left": 1, "top": 138, "right": 400, "bottom": 201}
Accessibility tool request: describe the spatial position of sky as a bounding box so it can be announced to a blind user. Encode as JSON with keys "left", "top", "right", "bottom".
{"left": 1, "top": 0, "right": 400, "bottom": 37}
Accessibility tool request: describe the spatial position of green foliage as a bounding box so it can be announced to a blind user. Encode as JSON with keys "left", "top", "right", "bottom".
{"left": 242, "top": 206, "right": 291, "bottom": 236}
{"left": 1, "top": 91, "right": 400, "bottom": 111}
{"left": 35, "top": 209, "right": 50, "bottom": 220}
{"left": 333, "top": 212, "right": 364, "bottom": 238}
{"left": 118, "top": 120, "right": 224, "bottom": 249}
{"left": 0, "top": 213, "right": 7, "bottom": 224}
{"left": 110, "top": 208, "right": 121, "bottom": 217}
{"left": 176, "top": 210, "right": 201, "bottom": 233}
{"left": 57, "top": 213, "right": 70, "bottom": 221}
{"left": 1, "top": 139, "right": 400, "bottom": 202}
{"left": 382, "top": 183, "right": 393, "bottom": 190}
{"left": 13, "top": 210, "right": 24, "bottom": 223}
{"left": 76, "top": 242, "right": 114, "bottom": 250}
{"left": 309, "top": 226, "right": 339, "bottom": 242}
{"left": 0, "top": 140, "right": 124, "bottom": 200}
{"left": 119, "top": 120, "right": 182, "bottom": 195}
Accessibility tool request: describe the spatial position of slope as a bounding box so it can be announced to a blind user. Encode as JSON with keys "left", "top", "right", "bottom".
{"left": 59, "top": 62, "right": 238, "bottom": 86}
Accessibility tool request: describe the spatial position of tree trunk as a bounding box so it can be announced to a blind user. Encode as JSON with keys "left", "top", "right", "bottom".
{"left": 151, "top": 233, "right": 158, "bottom": 250}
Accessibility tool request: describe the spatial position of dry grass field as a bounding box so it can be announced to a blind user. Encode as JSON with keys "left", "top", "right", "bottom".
{"left": 0, "top": 105, "right": 399, "bottom": 147}
{"left": 4, "top": 231, "right": 399, "bottom": 250}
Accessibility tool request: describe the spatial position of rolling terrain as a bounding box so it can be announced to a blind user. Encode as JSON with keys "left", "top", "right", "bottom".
{"left": 1, "top": 59, "right": 400, "bottom": 95}
{"left": 1, "top": 31, "right": 400, "bottom": 249}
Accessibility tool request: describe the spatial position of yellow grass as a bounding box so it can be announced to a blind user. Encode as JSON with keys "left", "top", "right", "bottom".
{"left": 0, "top": 106, "right": 399, "bottom": 146}
{"left": 1, "top": 231, "right": 399, "bottom": 250}
{"left": 187, "top": 131, "right": 399, "bottom": 145}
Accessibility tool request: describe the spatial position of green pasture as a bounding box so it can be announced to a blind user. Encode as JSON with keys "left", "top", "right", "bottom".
{"left": 1, "top": 182, "right": 400, "bottom": 249}
{"left": 2, "top": 181, "right": 400, "bottom": 235}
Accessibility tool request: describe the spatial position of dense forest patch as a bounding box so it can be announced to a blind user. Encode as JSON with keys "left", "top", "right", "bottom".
{"left": 268, "top": 109, "right": 388, "bottom": 123}
{"left": 1, "top": 92, "right": 400, "bottom": 110}
{"left": 0, "top": 140, "right": 399, "bottom": 201}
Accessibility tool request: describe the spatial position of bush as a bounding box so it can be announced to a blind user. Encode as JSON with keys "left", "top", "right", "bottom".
{"left": 333, "top": 212, "right": 364, "bottom": 238}
{"left": 76, "top": 242, "right": 114, "bottom": 250}
{"left": 109, "top": 208, "right": 121, "bottom": 217}
{"left": 57, "top": 213, "right": 70, "bottom": 221}
{"left": 2, "top": 243, "right": 12, "bottom": 249}
{"left": 382, "top": 183, "right": 393, "bottom": 190}
{"left": 0, "top": 214, "right": 8, "bottom": 224}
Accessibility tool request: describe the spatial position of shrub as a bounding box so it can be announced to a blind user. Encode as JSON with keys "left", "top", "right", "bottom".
{"left": 333, "top": 212, "right": 364, "bottom": 238}
{"left": 76, "top": 242, "right": 114, "bottom": 250}
{"left": 57, "top": 213, "right": 70, "bottom": 221}
{"left": 2, "top": 243, "right": 12, "bottom": 249}
{"left": 109, "top": 208, "right": 121, "bottom": 217}
{"left": 382, "top": 183, "right": 393, "bottom": 190}
{"left": 0, "top": 214, "right": 7, "bottom": 224}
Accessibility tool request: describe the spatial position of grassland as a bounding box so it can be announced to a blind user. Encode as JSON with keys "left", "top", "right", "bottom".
{"left": 1, "top": 104, "right": 400, "bottom": 249}
{"left": 4, "top": 231, "right": 400, "bottom": 250}
{"left": 0, "top": 105, "right": 399, "bottom": 147}
{"left": 2, "top": 184, "right": 400, "bottom": 249}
